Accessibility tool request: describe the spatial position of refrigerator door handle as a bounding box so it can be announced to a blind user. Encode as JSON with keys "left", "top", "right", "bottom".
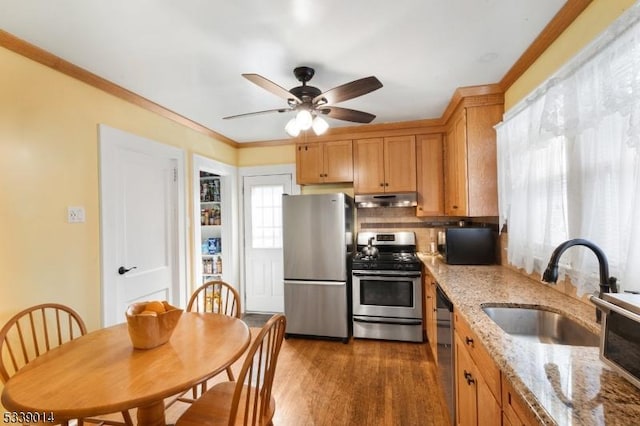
{"left": 284, "top": 280, "right": 346, "bottom": 286}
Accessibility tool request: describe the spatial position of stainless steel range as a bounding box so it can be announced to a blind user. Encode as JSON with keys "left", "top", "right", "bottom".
{"left": 352, "top": 231, "right": 423, "bottom": 342}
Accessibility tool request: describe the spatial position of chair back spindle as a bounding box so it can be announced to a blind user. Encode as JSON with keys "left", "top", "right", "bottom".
{"left": 0, "top": 303, "right": 86, "bottom": 383}
{"left": 231, "top": 313, "right": 286, "bottom": 426}
{"left": 187, "top": 281, "right": 241, "bottom": 319}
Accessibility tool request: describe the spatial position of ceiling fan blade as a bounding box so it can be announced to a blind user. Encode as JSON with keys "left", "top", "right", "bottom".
{"left": 242, "top": 73, "right": 302, "bottom": 103}
{"left": 223, "top": 108, "right": 290, "bottom": 120}
{"left": 320, "top": 106, "right": 376, "bottom": 123}
{"left": 313, "top": 76, "right": 382, "bottom": 105}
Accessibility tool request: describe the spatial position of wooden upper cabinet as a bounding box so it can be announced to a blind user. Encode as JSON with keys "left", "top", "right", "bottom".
{"left": 416, "top": 134, "right": 444, "bottom": 216}
{"left": 296, "top": 140, "right": 353, "bottom": 185}
{"left": 445, "top": 111, "right": 468, "bottom": 216}
{"left": 296, "top": 143, "right": 323, "bottom": 184}
{"left": 353, "top": 138, "right": 385, "bottom": 193}
{"left": 384, "top": 136, "right": 417, "bottom": 192}
{"left": 444, "top": 103, "right": 503, "bottom": 216}
{"left": 322, "top": 140, "right": 354, "bottom": 183}
{"left": 354, "top": 136, "right": 416, "bottom": 194}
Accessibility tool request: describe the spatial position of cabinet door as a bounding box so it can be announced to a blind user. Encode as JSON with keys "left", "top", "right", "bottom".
{"left": 416, "top": 134, "right": 444, "bottom": 216}
{"left": 384, "top": 135, "right": 416, "bottom": 192}
{"left": 466, "top": 105, "right": 502, "bottom": 216}
{"left": 354, "top": 138, "right": 385, "bottom": 193}
{"left": 296, "top": 143, "right": 324, "bottom": 184}
{"left": 502, "top": 375, "right": 538, "bottom": 426}
{"left": 445, "top": 110, "right": 468, "bottom": 215}
{"left": 455, "top": 333, "right": 477, "bottom": 426}
{"left": 323, "top": 140, "right": 353, "bottom": 183}
{"left": 477, "top": 372, "right": 502, "bottom": 426}
{"left": 425, "top": 272, "right": 438, "bottom": 361}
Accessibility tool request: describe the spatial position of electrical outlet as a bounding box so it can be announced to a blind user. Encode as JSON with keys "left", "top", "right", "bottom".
{"left": 67, "top": 206, "right": 86, "bottom": 223}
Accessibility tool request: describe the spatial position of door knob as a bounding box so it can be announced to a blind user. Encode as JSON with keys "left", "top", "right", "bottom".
{"left": 118, "top": 266, "right": 137, "bottom": 275}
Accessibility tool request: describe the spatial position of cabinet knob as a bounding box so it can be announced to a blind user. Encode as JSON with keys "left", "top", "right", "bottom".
{"left": 465, "top": 336, "right": 474, "bottom": 346}
{"left": 385, "top": 182, "right": 389, "bottom": 186}
{"left": 452, "top": 205, "right": 458, "bottom": 209}
{"left": 380, "top": 183, "right": 384, "bottom": 187}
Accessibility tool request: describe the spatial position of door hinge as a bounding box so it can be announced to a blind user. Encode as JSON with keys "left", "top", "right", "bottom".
{"left": 173, "top": 168, "right": 177, "bottom": 182}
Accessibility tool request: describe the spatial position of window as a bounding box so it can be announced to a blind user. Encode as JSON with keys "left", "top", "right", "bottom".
{"left": 251, "top": 185, "right": 284, "bottom": 249}
{"left": 497, "top": 4, "right": 640, "bottom": 295}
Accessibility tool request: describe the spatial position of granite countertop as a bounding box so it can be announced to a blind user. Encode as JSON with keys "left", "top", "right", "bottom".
{"left": 418, "top": 254, "right": 640, "bottom": 426}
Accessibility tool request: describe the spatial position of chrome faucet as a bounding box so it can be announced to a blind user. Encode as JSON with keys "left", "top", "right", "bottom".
{"left": 542, "top": 238, "right": 618, "bottom": 323}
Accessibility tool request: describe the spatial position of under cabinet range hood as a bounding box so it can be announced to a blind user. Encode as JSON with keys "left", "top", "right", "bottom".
{"left": 355, "top": 193, "right": 418, "bottom": 208}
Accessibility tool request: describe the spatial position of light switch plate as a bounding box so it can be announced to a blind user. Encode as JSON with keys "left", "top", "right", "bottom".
{"left": 67, "top": 206, "right": 86, "bottom": 223}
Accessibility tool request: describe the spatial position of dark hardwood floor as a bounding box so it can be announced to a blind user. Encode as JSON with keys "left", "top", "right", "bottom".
{"left": 164, "top": 332, "right": 450, "bottom": 426}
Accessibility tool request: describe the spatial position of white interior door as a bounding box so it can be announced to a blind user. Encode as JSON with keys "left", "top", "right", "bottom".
{"left": 100, "top": 125, "right": 186, "bottom": 326}
{"left": 243, "top": 174, "right": 292, "bottom": 313}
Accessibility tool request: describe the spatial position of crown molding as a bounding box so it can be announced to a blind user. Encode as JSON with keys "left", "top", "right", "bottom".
{"left": 2, "top": 0, "right": 590, "bottom": 148}
{"left": 0, "top": 30, "right": 240, "bottom": 148}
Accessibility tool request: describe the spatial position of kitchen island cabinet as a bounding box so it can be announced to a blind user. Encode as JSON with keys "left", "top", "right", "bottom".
{"left": 444, "top": 102, "right": 503, "bottom": 216}
{"left": 296, "top": 139, "right": 353, "bottom": 184}
{"left": 353, "top": 135, "right": 416, "bottom": 194}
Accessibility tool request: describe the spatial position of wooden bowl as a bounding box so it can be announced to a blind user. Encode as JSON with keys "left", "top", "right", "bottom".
{"left": 125, "top": 301, "right": 183, "bottom": 349}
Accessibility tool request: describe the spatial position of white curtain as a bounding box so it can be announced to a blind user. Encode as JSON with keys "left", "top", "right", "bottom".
{"left": 497, "top": 2, "right": 640, "bottom": 295}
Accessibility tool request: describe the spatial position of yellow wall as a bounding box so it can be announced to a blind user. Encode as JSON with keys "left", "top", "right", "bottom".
{"left": 237, "top": 144, "right": 295, "bottom": 167}
{"left": 505, "top": 0, "right": 636, "bottom": 110}
{"left": 0, "top": 46, "right": 236, "bottom": 334}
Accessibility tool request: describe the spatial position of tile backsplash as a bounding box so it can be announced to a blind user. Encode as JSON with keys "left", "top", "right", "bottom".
{"left": 355, "top": 206, "right": 592, "bottom": 308}
{"left": 355, "top": 206, "right": 498, "bottom": 252}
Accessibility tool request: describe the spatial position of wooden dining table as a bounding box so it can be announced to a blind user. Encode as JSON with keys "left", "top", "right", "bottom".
{"left": 1, "top": 312, "right": 250, "bottom": 426}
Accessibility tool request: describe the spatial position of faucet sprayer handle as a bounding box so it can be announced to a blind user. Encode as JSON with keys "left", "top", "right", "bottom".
{"left": 608, "top": 277, "right": 618, "bottom": 293}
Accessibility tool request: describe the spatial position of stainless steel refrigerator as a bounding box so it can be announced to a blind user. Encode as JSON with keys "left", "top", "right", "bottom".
{"left": 282, "top": 193, "right": 354, "bottom": 341}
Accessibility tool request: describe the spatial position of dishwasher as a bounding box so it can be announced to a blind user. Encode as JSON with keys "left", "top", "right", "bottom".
{"left": 436, "top": 284, "right": 455, "bottom": 424}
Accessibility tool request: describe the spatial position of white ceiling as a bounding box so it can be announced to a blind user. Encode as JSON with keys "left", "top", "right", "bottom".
{"left": 0, "top": 0, "right": 566, "bottom": 143}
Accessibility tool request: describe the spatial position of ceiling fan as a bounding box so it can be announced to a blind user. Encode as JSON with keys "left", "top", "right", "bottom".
{"left": 223, "top": 66, "right": 383, "bottom": 136}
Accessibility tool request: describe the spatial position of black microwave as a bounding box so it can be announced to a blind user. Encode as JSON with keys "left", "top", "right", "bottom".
{"left": 439, "top": 227, "right": 496, "bottom": 265}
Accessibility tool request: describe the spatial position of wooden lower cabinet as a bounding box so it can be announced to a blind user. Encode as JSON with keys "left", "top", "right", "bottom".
{"left": 454, "top": 313, "right": 501, "bottom": 426}
{"left": 423, "top": 269, "right": 438, "bottom": 361}
{"left": 502, "top": 375, "right": 539, "bottom": 426}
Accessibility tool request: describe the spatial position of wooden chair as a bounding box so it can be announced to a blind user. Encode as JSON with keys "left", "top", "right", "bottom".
{"left": 187, "top": 280, "right": 241, "bottom": 319}
{"left": 175, "top": 313, "right": 287, "bottom": 426}
{"left": 0, "top": 303, "right": 133, "bottom": 426}
{"left": 170, "top": 281, "right": 242, "bottom": 405}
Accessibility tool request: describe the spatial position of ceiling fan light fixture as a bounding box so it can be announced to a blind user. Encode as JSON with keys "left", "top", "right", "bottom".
{"left": 296, "top": 109, "right": 313, "bottom": 130}
{"left": 285, "top": 118, "right": 301, "bottom": 137}
{"left": 312, "top": 116, "right": 329, "bottom": 135}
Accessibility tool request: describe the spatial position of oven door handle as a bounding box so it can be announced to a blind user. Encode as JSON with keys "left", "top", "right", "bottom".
{"left": 352, "top": 271, "right": 421, "bottom": 278}
{"left": 353, "top": 316, "right": 422, "bottom": 326}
